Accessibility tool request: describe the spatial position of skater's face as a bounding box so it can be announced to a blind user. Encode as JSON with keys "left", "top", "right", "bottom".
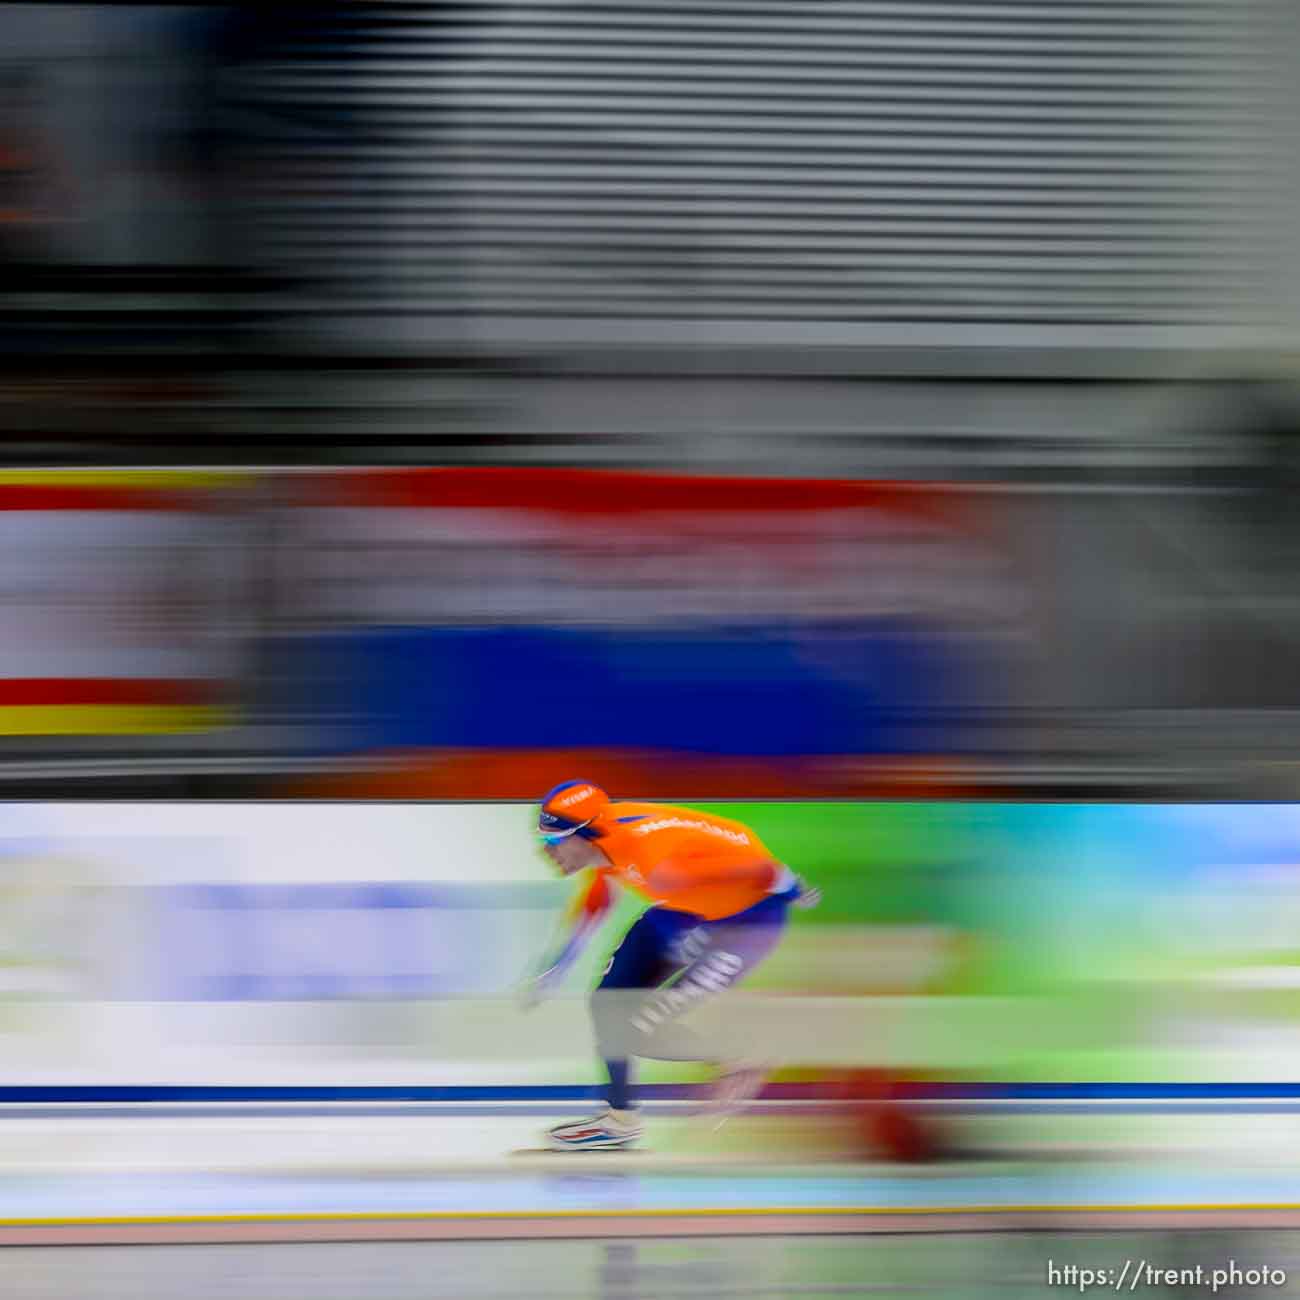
{"left": 540, "top": 831, "right": 608, "bottom": 875}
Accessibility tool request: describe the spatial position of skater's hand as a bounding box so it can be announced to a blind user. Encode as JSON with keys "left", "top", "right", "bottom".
{"left": 792, "top": 877, "right": 822, "bottom": 909}
{"left": 516, "top": 974, "right": 551, "bottom": 1012}
{"left": 517, "top": 979, "right": 545, "bottom": 1012}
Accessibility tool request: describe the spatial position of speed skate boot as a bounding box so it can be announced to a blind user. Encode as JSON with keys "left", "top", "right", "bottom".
{"left": 545, "top": 1108, "right": 644, "bottom": 1151}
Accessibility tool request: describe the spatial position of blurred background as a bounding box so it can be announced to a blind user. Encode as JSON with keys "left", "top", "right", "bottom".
{"left": 3, "top": 0, "right": 1300, "bottom": 802}
{"left": 5, "top": 2, "right": 1300, "bottom": 1294}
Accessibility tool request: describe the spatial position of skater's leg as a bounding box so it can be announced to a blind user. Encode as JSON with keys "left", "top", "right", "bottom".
{"left": 545, "top": 911, "right": 679, "bottom": 1150}
{"left": 589, "top": 909, "right": 679, "bottom": 1111}
{"left": 630, "top": 895, "right": 792, "bottom": 1120}
{"left": 631, "top": 895, "right": 789, "bottom": 1046}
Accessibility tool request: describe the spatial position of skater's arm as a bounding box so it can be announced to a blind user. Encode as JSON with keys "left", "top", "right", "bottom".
{"left": 530, "top": 869, "right": 613, "bottom": 984}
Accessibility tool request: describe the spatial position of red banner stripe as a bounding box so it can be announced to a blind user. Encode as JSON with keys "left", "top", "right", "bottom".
{"left": 0, "top": 487, "right": 214, "bottom": 513}
{"left": 292, "top": 468, "right": 960, "bottom": 521}
{"left": 0, "top": 679, "right": 222, "bottom": 707}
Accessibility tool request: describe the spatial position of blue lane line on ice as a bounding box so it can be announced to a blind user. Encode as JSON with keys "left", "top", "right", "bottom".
{"left": 7, "top": 1084, "right": 1300, "bottom": 1104}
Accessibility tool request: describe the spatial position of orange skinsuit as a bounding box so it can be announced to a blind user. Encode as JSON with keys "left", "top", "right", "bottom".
{"left": 570, "top": 801, "right": 782, "bottom": 924}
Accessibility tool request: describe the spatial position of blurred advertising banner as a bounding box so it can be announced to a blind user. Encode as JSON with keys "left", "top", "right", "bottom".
{"left": 0, "top": 801, "right": 1299, "bottom": 1089}
{"left": 0, "top": 802, "right": 571, "bottom": 1084}
{"left": 0, "top": 471, "right": 250, "bottom": 735}
{"left": 271, "top": 469, "right": 1023, "bottom": 798}
{"left": 150, "top": 882, "right": 551, "bottom": 1002}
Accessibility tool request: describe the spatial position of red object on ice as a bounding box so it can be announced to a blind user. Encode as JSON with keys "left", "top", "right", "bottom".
{"left": 836, "top": 1070, "right": 937, "bottom": 1164}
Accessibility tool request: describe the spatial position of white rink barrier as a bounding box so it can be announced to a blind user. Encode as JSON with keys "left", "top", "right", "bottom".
{"left": 0, "top": 802, "right": 979, "bottom": 1088}
{"left": 0, "top": 801, "right": 1294, "bottom": 1094}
